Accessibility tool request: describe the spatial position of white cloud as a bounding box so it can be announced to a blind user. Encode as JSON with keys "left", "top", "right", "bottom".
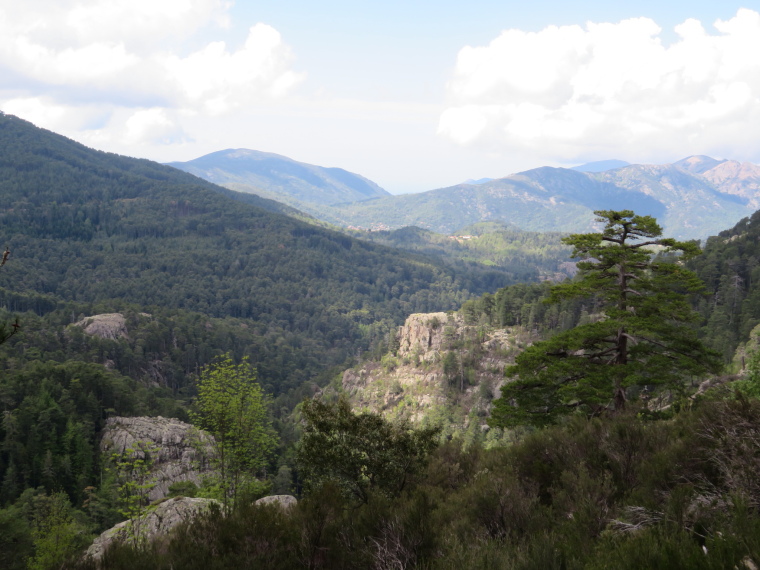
{"left": 124, "top": 108, "right": 190, "bottom": 145}
{"left": 438, "top": 9, "right": 760, "bottom": 163}
{"left": 0, "top": 0, "right": 302, "bottom": 144}
{"left": 161, "top": 24, "right": 304, "bottom": 115}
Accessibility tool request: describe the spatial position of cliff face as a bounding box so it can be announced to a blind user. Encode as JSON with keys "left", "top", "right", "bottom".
{"left": 342, "top": 312, "right": 525, "bottom": 432}
{"left": 396, "top": 312, "right": 451, "bottom": 362}
{"left": 100, "top": 416, "right": 215, "bottom": 502}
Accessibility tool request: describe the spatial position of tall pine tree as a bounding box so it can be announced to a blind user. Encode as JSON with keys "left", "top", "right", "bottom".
{"left": 490, "top": 210, "right": 721, "bottom": 427}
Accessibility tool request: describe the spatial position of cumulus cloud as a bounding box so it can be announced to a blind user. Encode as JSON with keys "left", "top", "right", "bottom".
{"left": 0, "top": 0, "right": 302, "bottom": 143}
{"left": 124, "top": 108, "right": 190, "bottom": 145}
{"left": 161, "top": 24, "right": 304, "bottom": 115}
{"left": 438, "top": 9, "right": 760, "bottom": 163}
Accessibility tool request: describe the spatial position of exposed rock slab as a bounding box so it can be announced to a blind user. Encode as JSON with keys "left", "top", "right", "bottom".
{"left": 85, "top": 497, "right": 220, "bottom": 561}
{"left": 100, "top": 416, "right": 215, "bottom": 502}
{"left": 73, "top": 313, "right": 128, "bottom": 340}
{"left": 255, "top": 494, "right": 297, "bottom": 510}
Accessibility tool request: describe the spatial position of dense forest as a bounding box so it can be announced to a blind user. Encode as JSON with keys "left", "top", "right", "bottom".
{"left": 347, "top": 222, "right": 575, "bottom": 283}
{"left": 3, "top": 112, "right": 760, "bottom": 568}
{"left": 0, "top": 112, "right": 533, "bottom": 396}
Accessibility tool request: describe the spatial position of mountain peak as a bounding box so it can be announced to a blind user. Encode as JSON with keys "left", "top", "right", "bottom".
{"left": 673, "top": 155, "right": 726, "bottom": 174}
{"left": 166, "top": 149, "right": 389, "bottom": 207}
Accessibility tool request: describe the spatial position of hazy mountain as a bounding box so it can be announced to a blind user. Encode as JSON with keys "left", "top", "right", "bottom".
{"left": 462, "top": 177, "right": 494, "bottom": 185}
{"left": 571, "top": 159, "right": 630, "bottom": 172}
{"left": 673, "top": 155, "right": 726, "bottom": 174}
{"left": 319, "top": 157, "right": 760, "bottom": 240}
{"left": 166, "top": 148, "right": 390, "bottom": 210}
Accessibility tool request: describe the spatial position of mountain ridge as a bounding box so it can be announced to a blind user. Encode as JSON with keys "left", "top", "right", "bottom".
{"left": 166, "top": 148, "right": 390, "bottom": 210}
{"left": 172, "top": 146, "right": 760, "bottom": 240}
{"left": 323, "top": 157, "right": 760, "bottom": 239}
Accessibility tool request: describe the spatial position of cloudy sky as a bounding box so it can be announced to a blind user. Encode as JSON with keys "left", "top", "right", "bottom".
{"left": 1, "top": 1, "right": 759, "bottom": 194}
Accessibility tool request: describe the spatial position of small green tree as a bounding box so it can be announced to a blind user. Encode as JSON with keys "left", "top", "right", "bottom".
{"left": 191, "top": 355, "right": 277, "bottom": 510}
{"left": 27, "top": 491, "right": 86, "bottom": 570}
{"left": 110, "top": 440, "right": 158, "bottom": 548}
{"left": 490, "top": 210, "right": 721, "bottom": 427}
{"left": 297, "top": 397, "right": 439, "bottom": 503}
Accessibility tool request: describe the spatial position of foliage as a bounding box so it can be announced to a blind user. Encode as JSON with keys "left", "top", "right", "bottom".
{"left": 190, "top": 355, "right": 277, "bottom": 510}
{"left": 0, "top": 360, "right": 168, "bottom": 507}
{"left": 110, "top": 441, "right": 159, "bottom": 547}
{"left": 491, "top": 210, "right": 722, "bottom": 427}
{"left": 297, "top": 397, "right": 439, "bottom": 503}
{"left": 0, "top": 111, "right": 522, "bottom": 411}
{"left": 688, "top": 210, "right": 760, "bottom": 361}
{"left": 63, "top": 397, "right": 760, "bottom": 569}
{"left": 26, "top": 491, "right": 89, "bottom": 570}
{"left": 347, "top": 223, "right": 574, "bottom": 283}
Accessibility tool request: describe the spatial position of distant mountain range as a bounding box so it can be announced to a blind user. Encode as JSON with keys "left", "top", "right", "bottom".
{"left": 166, "top": 149, "right": 390, "bottom": 210}
{"left": 166, "top": 148, "right": 760, "bottom": 241}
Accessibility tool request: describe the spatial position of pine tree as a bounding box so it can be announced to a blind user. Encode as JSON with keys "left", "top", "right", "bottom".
{"left": 490, "top": 210, "right": 721, "bottom": 427}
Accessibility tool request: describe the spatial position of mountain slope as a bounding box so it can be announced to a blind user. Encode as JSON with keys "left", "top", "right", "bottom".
{"left": 320, "top": 158, "right": 758, "bottom": 240}
{"left": 0, "top": 112, "right": 514, "bottom": 395}
{"left": 166, "top": 148, "right": 390, "bottom": 209}
{"left": 322, "top": 166, "right": 668, "bottom": 235}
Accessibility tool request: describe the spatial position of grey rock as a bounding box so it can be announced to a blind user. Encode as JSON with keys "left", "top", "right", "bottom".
{"left": 255, "top": 494, "right": 297, "bottom": 510}
{"left": 73, "top": 313, "right": 129, "bottom": 340}
{"left": 101, "top": 416, "right": 215, "bottom": 502}
{"left": 396, "top": 312, "right": 458, "bottom": 363}
{"left": 85, "top": 497, "right": 220, "bottom": 561}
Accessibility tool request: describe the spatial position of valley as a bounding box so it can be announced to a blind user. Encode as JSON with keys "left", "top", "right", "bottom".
{"left": 2, "top": 111, "right": 760, "bottom": 568}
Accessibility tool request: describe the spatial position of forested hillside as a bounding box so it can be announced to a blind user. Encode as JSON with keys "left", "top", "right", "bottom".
{"left": 0, "top": 112, "right": 518, "bottom": 395}
{"left": 0, "top": 112, "right": 528, "bottom": 552}
{"left": 346, "top": 222, "right": 575, "bottom": 283}
{"left": 5, "top": 111, "right": 760, "bottom": 569}
{"left": 690, "top": 210, "right": 760, "bottom": 361}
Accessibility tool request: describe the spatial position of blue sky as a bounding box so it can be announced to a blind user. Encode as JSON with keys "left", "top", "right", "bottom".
{"left": 1, "top": 1, "right": 758, "bottom": 193}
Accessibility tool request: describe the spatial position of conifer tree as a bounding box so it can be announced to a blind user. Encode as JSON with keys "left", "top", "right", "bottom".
{"left": 490, "top": 210, "right": 721, "bottom": 427}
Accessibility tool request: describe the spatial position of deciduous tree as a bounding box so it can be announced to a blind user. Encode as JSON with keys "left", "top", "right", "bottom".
{"left": 191, "top": 355, "right": 277, "bottom": 510}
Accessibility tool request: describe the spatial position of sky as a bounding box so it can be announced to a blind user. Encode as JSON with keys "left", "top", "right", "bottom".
{"left": 1, "top": 1, "right": 759, "bottom": 194}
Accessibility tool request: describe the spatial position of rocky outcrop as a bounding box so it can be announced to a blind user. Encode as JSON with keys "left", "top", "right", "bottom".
{"left": 100, "top": 416, "right": 215, "bottom": 502}
{"left": 73, "top": 313, "right": 128, "bottom": 340}
{"left": 396, "top": 312, "right": 459, "bottom": 362}
{"left": 255, "top": 494, "right": 297, "bottom": 510}
{"left": 85, "top": 497, "right": 220, "bottom": 561}
{"left": 343, "top": 312, "right": 522, "bottom": 426}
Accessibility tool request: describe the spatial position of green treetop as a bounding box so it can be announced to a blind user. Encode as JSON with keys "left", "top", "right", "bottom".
{"left": 297, "top": 397, "right": 439, "bottom": 503}
{"left": 191, "top": 355, "right": 277, "bottom": 510}
{"left": 490, "top": 210, "right": 722, "bottom": 428}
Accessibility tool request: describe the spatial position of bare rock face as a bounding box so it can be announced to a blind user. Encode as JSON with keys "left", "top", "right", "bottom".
{"left": 100, "top": 416, "right": 215, "bottom": 502}
{"left": 396, "top": 312, "right": 458, "bottom": 363}
{"left": 73, "top": 313, "right": 128, "bottom": 340}
{"left": 701, "top": 160, "right": 760, "bottom": 207}
{"left": 85, "top": 497, "right": 220, "bottom": 561}
{"left": 343, "top": 312, "right": 520, "bottom": 426}
{"left": 255, "top": 494, "right": 297, "bottom": 510}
